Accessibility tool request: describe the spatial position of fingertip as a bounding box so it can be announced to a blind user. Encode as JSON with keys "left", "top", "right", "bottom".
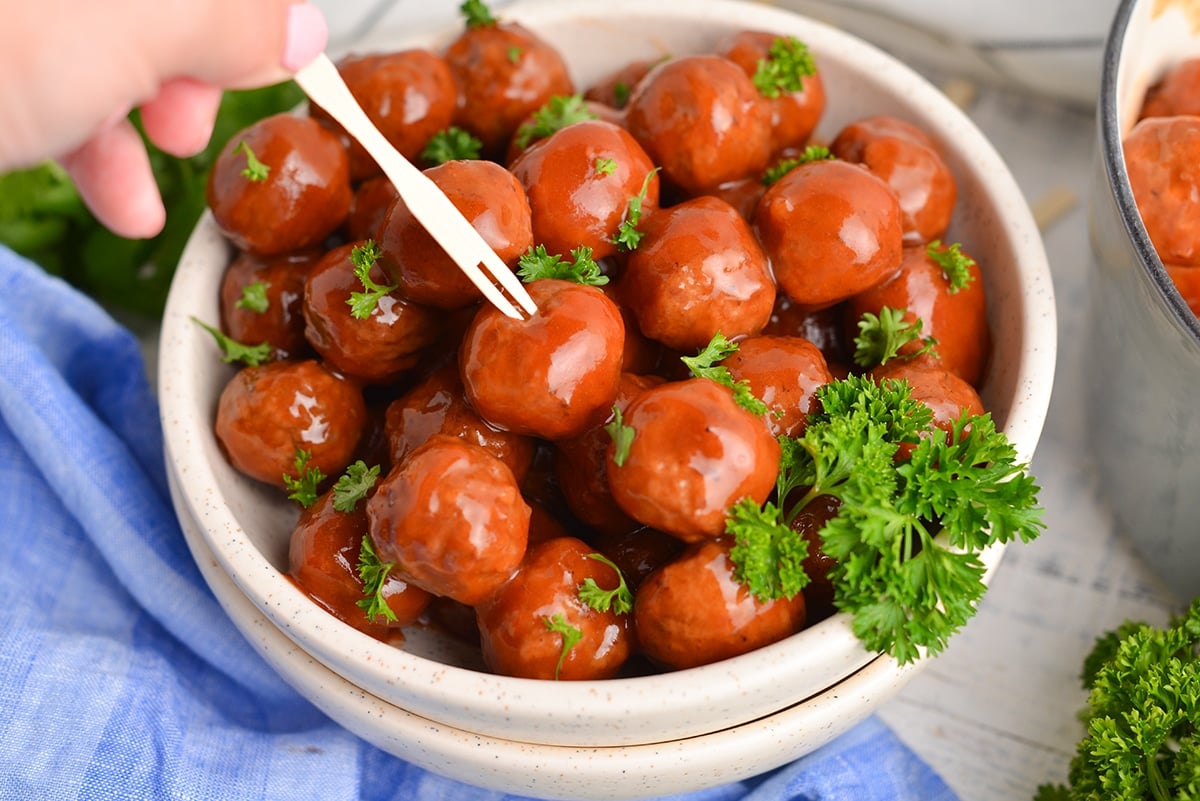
{"left": 60, "top": 122, "right": 167, "bottom": 240}
{"left": 141, "top": 78, "right": 223, "bottom": 158}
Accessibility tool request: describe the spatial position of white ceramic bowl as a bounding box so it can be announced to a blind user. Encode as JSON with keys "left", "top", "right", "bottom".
{"left": 159, "top": 0, "right": 1056, "bottom": 752}
{"left": 1088, "top": 0, "right": 1200, "bottom": 600}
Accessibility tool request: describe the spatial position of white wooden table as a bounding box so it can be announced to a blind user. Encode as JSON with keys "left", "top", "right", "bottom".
{"left": 309, "top": 2, "right": 1188, "bottom": 798}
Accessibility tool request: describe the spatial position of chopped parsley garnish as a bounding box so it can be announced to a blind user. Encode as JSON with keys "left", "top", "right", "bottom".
{"left": 612, "top": 167, "right": 659, "bottom": 251}
{"left": 517, "top": 244, "right": 608, "bottom": 286}
{"left": 752, "top": 35, "right": 817, "bottom": 98}
{"left": 507, "top": 45, "right": 523, "bottom": 64}
{"left": 460, "top": 0, "right": 496, "bottom": 28}
{"left": 421, "top": 126, "right": 483, "bottom": 165}
{"left": 762, "top": 146, "right": 834, "bottom": 185}
{"left": 346, "top": 240, "right": 398, "bottom": 320}
{"left": 356, "top": 535, "right": 399, "bottom": 623}
{"left": 578, "top": 553, "right": 633, "bottom": 615}
{"left": 604, "top": 407, "right": 635, "bottom": 467}
{"left": 191, "top": 317, "right": 271, "bottom": 366}
{"left": 331, "top": 461, "right": 381, "bottom": 513}
{"left": 283, "top": 448, "right": 326, "bottom": 509}
{"left": 233, "top": 140, "right": 270, "bottom": 182}
{"left": 853, "top": 306, "right": 939, "bottom": 368}
{"left": 612, "top": 81, "right": 632, "bottom": 108}
{"left": 681, "top": 332, "right": 768, "bottom": 416}
{"left": 512, "top": 94, "right": 598, "bottom": 151}
{"left": 926, "top": 240, "right": 976, "bottom": 294}
{"left": 594, "top": 157, "right": 618, "bottom": 176}
{"left": 235, "top": 280, "right": 269, "bottom": 314}
{"left": 544, "top": 613, "right": 583, "bottom": 680}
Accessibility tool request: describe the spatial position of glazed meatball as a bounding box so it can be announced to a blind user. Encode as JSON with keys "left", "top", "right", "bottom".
{"left": 606, "top": 378, "right": 780, "bottom": 543}
{"left": 756, "top": 158, "right": 903, "bottom": 308}
{"left": 846, "top": 242, "right": 991, "bottom": 387}
{"left": 1139, "top": 58, "right": 1200, "bottom": 120}
{"left": 345, "top": 176, "right": 398, "bottom": 242}
{"left": 288, "top": 489, "right": 432, "bottom": 637}
{"left": 476, "top": 537, "right": 633, "bottom": 680}
{"left": 634, "top": 535, "right": 806, "bottom": 670}
{"left": 383, "top": 363, "right": 535, "bottom": 482}
{"left": 366, "top": 435, "right": 530, "bottom": 605}
{"left": 443, "top": 18, "right": 574, "bottom": 157}
{"left": 871, "top": 356, "right": 985, "bottom": 443}
{"left": 763, "top": 295, "right": 852, "bottom": 372}
{"left": 377, "top": 159, "right": 533, "bottom": 309}
{"left": 215, "top": 359, "right": 367, "bottom": 488}
{"left": 207, "top": 113, "right": 352, "bottom": 256}
{"left": 716, "top": 31, "right": 826, "bottom": 155}
{"left": 583, "top": 58, "right": 657, "bottom": 110}
{"left": 459, "top": 279, "right": 625, "bottom": 440}
{"left": 1166, "top": 263, "right": 1200, "bottom": 318}
{"left": 830, "top": 115, "right": 957, "bottom": 246}
{"left": 219, "top": 249, "right": 319, "bottom": 362}
{"left": 620, "top": 195, "right": 776, "bottom": 352}
{"left": 509, "top": 119, "right": 660, "bottom": 260}
{"left": 1124, "top": 115, "right": 1200, "bottom": 266}
{"left": 625, "top": 55, "right": 772, "bottom": 195}
{"left": 723, "top": 334, "right": 833, "bottom": 437}
{"left": 302, "top": 241, "right": 443, "bottom": 384}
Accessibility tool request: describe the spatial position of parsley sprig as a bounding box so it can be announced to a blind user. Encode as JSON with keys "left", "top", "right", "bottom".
{"left": 512, "top": 95, "right": 598, "bottom": 151}
{"left": 752, "top": 36, "right": 817, "bottom": 99}
{"left": 191, "top": 317, "right": 271, "bottom": 366}
{"left": 421, "top": 126, "right": 483, "bottom": 165}
{"left": 578, "top": 553, "right": 633, "bottom": 615}
{"left": 235, "top": 280, "right": 269, "bottom": 313}
{"left": 1035, "top": 600, "right": 1200, "bottom": 801}
{"left": 517, "top": 244, "right": 608, "bottom": 286}
{"left": 762, "top": 145, "right": 834, "bottom": 186}
{"left": 681, "top": 332, "right": 768, "bottom": 416}
{"left": 544, "top": 613, "right": 583, "bottom": 680}
{"left": 604, "top": 407, "right": 635, "bottom": 467}
{"left": 460, "top": 0, "right": 496, "bottom": 28}
{"left": 346, "top": 240, "right": 398, "bottom": 320}
{"left": 727, "top": 374, "right": 1043, "bottom": 664}
{"left": 612, "top": 167, "right": 659, "bottom": 251}
{"left": 853, "top": 307, "right": 939, "bottom": 368}
{"left": 234, "top": 140, "right": 270, "bottom": 182}
{"left": 926, "top": 240, "right": 976, "bottom": 294}
{"left": 356, "top": 535, "right": 398, "bottom": 623}
{"left": 283, "top": 448, "right": 326, "bottom": 509}
{"left": 331, "top": 461, "right": 380, "bottom": 513}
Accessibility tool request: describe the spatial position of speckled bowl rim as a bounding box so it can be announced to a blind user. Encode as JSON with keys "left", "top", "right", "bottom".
{"left": 1098, "top": 0, "right": 1200, "bottom": 344}
{"left": 159, "top": 0, "right": 1055, "bottom": 750}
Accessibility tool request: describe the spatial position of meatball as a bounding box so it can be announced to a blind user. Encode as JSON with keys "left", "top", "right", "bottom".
{"left": 1139, "top": 58, "right": 1200, "bottom": 120}
{"left": 509, "top": 119, "right": 660, "bottom": 261}
{"left": 309, "top": 49, "right": 458, "bottom": 180}
{"left": 606, "top": 378, "right": 780, "bottom": 543}
{"left": 1124, "top": 115, "right": 1200, "bottom": 266}
{"left": 476, "top": 537, "right": 633, "bottom": 680}
{"left": 871, "top": 356, "right": 985, "bottom": 443}
{"left": 831, "top": 115, "right": 957, "bottom": 246}
{"left": 625, "top": 55, "right": 772, "bottom": 195}
{"left": 377, "top": 159, "right": 533, "bottom": 310}
{"left": 845, "top": 242, "right": 991, "bottom": 387}
{"left": 634, "top": 535, "right": 806, "bottom": 670}
{"left": 366, "top": 435, "right": 530, "bottom": 605}
{"left": 215, "top": 359, "right": 366, "bottom": 488}
{"left": 620, "top": 195, "right": 776, "bottom": 352}
{"left": 207, "top": 113, "right": 352, "bottom": 256}
{"left": 219, "top": 249, "right": 319, "bottom": 362}
{"left": 583, "top": 58, "right": 657, "bottom": 110}
{"left": 345, "top": 176, "right": 398, "bottom": 242}
{"left": 459, "top": 279, "right": 625, "bottom": 440}
{"left": 443, "top": 18, "right": 574, "bottom": 157}
{"left": 288, "top": 489, "right": 432, "bottom": 637}
{"left": 302, "top": 241, "right": 443, "bottom": 384}
{"left": 723, "top": 334, "right": 833, "bottom": 437}
{"left": 755, "top": 157, "right": 903, "bottom": 308}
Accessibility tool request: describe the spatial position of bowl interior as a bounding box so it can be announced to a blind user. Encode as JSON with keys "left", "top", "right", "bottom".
{"left": 159, "top": 0, "right": 1055, "bottom": 749}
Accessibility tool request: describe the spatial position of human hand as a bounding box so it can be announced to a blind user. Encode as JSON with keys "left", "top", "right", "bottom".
{"left": 0, "top": 0, "right": 328, "bottom": 240}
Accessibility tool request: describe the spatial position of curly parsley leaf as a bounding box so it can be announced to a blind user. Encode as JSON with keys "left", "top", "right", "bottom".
{"left": 421, "top": 126, "right": 483, "bottom": 165}
{"left": 727, "top": 497, "right": 811, "bottom": 600}
{"left": 544, "top": 613, "right": 583, "bottom": 680}
{"left": 513, "top": 94, "right": 598, "bottom": 150}
{"left": 680, "top": 332, "right": 768, "bottom": 416}
{"left": 752, "top": 36, "right": 817, "bottom": 99}
{"left": 356, "top": 535, "right": 399, "bottom": 623}
{"left": 235, "top": 280, "right": 270, "bottom": 314}
{"left": 517, "top": 244, "right": 608, "bottom": 286}
{"left": 191, "top": 317, "right": 271, "bottom": 366}
{"left": 234, "top": 140, "right": 270, "bottom": 182}
{"left": 578, "top": 553, "right": 634, "bottom": 615}
{"left": 926, "top": 240, "right": 976, "bottom": 294}
{"left": 331, "top": 461, "right": 381, "bottom": 513}
{"left": 762, "top": 145, "right": 834, "bottom": 185}
{"left": 853, "top": 306, "right": 939, "bottom": 368}
{"left": 604, "top": 406, "right": 635, "bottom": 467}
{"left": 283, "top": 448, "right": 326, "bottom": 509}
{"left": 594, "top": 157, "right": 618, "bottom": 176}
{"left": 346, "top": 240, "right": 398, "bottom": 320}
{"left": 612, "top": 167, "right": 659, "bottom": 251}
{"left": 460, "top": 0, "right": 496, "bottom": 28}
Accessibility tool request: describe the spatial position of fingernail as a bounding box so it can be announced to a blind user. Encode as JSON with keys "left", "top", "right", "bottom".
{"left": 282, "top": 3, "right": 328, "bottom": 72}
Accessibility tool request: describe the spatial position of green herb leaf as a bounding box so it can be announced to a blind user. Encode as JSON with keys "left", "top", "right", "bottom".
{"left": 604, "top": 406, "right": 635, "bottom": 467}
{"left": 578, "top": 553, "right": 633, "bottom": 615}
{"left": 356, "top": 535, "right": 399, "bottom": 623}
{"left": 594, "top": 157, "right": 618, "bottom": 176}
{"left": 460, "top": 0, "right": 496, "bottom": 28}
{"left": 331, "top": 461, "right": 381, "bottom": 513}
{"left": 517, "top": 244, "right": 608, "bottom": 286}
{"left": 926, "top": 240, "right": 976, "bottom": 294}
{"left": 346, "top": 240, "right": 398, "bottom": 319}
{"left": 762, "top": 146, "right": 834, "bottom": 185}
{"left": 234, "top": 140, "right": 270, "bottom": 182}
{"left": 680, "top": 332, "right": 769, "bottom": 416}
{"left": 513, "top": 95, "right": 598, "bottom": 150}
{"left": 853, "top": 306, "right": 939, "bottom": 368}
{"left": 190, "top": 316, "right": 271, "bottom": 366}
{"left": 283, "top": 448, "right": 326, "bottom": 509}
{"left": 612, "top": 167, "right": 659, "bottom": 251}
{"left": 507, "top": 45, "right": 523, "bottom": 63}
{"left": 727, "top": 497, "right": 811, "bottom": 600}
{"left": 612, "top": 81, "right": 631, "bottom": 109}
{"left": 235, "top": 280, "right": 270, "bottom": 314}
{"left": 544, "top": 613, "right": 583, "bottom": 680}
{"left": 421, "top": 126, "right": 483, "bottom": 165}
{"left": 752, "top": 36, "right": 817, "bottom": 99}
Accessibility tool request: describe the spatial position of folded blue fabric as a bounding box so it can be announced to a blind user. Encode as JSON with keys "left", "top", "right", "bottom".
{"left": 0, "top": 245, "right": 959, "bottom": 801}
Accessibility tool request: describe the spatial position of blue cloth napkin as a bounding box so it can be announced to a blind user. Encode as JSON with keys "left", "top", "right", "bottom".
{"left": 0, "top": 244, "right": 959, "bottom": 801}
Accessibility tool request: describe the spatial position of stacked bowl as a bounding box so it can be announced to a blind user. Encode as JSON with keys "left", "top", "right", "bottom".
{"left": 158, "top": 0, "right": 1055, "bottom": 797}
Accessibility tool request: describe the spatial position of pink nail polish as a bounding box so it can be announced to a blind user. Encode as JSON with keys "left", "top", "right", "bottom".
{"left": 282, "top": 3, "right": 328, "bottom": 72}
